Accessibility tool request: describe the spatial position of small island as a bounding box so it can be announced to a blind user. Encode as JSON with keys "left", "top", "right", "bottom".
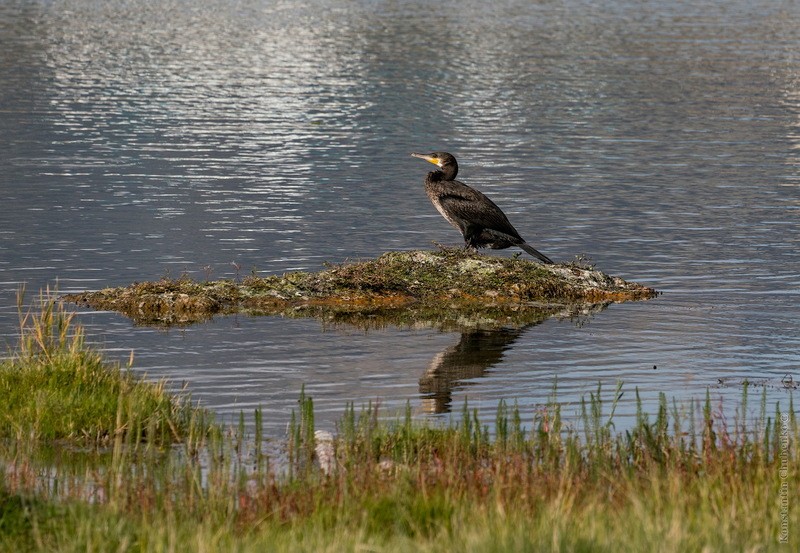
{"left": 63, "top": 248, "right": 658, "bottom": 327}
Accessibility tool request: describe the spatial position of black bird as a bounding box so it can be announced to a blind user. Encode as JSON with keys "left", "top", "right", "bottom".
{"left": 411, "top": 152, "right": 553, "bottom": 264}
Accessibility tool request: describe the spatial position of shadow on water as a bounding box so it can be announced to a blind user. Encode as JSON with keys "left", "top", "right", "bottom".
{"left": 71, "top": 279, "right": 618, "bottom": 417}
{"left": 68, "top": 282, "right": 612, "bottom": 416}
{"left": 417, "top": 303, "right": 607, "bottom": 413}
{"left": 261, "top": 299, "right": 609, "bottom": 416}
{"left": 419, "top": 327, "right": 531, "bottom": 414}
{"left": 259, "top": 302, "right": 568, "bottom": 333}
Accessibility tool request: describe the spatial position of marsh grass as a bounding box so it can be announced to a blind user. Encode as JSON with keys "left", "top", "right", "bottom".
{"left": 1, "top": 289, "right": 208, "bottom": 446}
{"left": 1, "top": 293, "right": 797, "bottom": 552}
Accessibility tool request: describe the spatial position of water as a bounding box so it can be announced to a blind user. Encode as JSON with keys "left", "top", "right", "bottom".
{"left": 2, "top": 0, "right": 798, "bottom": 434}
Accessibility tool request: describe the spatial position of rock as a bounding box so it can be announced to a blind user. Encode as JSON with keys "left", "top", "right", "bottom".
{"left": 62, "top": 248, "right": 657, "bottom": 328}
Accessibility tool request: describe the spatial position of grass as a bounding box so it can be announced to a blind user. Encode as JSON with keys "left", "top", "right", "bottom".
{"left": 1, "top": 293, "right": 796, "bottom": 552}
{"left": 0, "top": 289, "right": 207, "bottom": 447}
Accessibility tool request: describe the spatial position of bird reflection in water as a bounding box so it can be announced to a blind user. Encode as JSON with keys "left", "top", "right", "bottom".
{"left": 419, "top": 326, "right": 531, "bottom": 414}
{"left": 417, "top": 304, "right": 608, "bottom": 414}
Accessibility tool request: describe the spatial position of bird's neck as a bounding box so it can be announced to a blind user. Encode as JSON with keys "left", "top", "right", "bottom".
{"left": 427, "top": 166, "right": 457, "bottom": 182}
{"left": 427, "top": 170, "right": 444, "bottom": 183}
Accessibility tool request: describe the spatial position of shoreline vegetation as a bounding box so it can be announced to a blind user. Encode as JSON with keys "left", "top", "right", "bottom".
{"left": 62, "top": 248, "right": 658, "bottom": 327}
{"left": 1, "top": 294, "right": 797, "bottom": 551}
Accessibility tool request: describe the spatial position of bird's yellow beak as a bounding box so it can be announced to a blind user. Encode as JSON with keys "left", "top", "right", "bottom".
{"left": 411, "top": 153, "right": 441, "bottom": 167}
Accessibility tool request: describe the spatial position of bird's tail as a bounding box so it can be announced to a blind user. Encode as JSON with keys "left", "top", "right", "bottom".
{"left": 520, "top": 243, "right": 554, "bottom": 264}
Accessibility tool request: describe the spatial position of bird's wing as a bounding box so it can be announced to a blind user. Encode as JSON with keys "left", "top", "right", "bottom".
{"left": 438, "top": 189, "right": 523, "bottom": 241}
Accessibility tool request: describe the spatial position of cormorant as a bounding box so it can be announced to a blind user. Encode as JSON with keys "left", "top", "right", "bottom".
{"left": 411, "top": 152, "right": 554, "bottom": 264}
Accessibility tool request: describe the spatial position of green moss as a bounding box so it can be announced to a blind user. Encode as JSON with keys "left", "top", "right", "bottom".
{"left": 63, "top": 249, "right": 656, "bottom": 327}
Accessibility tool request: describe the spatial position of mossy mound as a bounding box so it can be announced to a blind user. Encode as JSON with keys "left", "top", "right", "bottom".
{"left": 63, "top": 249, "right": 657, "bottom": 327}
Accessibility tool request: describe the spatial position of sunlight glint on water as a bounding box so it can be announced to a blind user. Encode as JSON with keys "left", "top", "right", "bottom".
{"left": 1, "top": 0, "right": 798, "bottom": 433}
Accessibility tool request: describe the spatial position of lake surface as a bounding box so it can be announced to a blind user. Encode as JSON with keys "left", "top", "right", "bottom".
{"left": 2, "top": 0, "right": 798, "bottom": 434}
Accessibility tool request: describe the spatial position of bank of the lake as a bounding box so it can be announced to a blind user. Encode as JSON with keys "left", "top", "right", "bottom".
{"left": 1, "top": 296, "right": 796, "bottom": 552}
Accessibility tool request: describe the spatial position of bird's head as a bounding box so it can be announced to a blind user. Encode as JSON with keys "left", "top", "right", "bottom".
{"left": 411, "top": 152, "right": 456, "bottom": 168}
{"left": 411, "top": 152, "right": 458, "bottom": 179}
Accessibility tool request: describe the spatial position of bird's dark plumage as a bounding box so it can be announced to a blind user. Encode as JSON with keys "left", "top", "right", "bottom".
{"left": 411, "top": 152, "right": 553, "bottom": 264}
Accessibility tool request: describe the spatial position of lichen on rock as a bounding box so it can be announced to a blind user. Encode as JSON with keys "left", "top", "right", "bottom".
{"left": 62, "top": 248, "right": 658, "bottom": 328}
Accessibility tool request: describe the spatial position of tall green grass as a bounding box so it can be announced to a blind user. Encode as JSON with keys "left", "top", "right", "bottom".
{"left": 0, "top": 292, "right": 797, "bottom": 551}
{"left": 0, "top": 289, "right": 207, "bottom": 446}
